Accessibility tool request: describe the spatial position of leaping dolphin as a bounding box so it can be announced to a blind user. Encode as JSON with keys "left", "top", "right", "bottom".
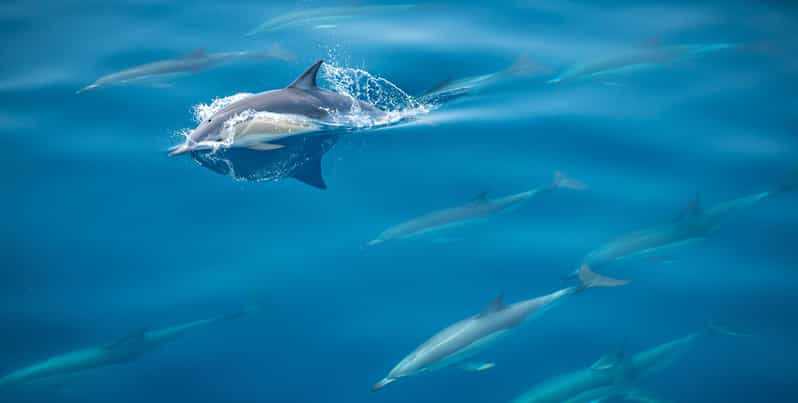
{"left": 582, "top": 182, "right": 794, "bottom": 270}
{"left": 76, "top": 47, "right": 293, "bottom": 93}
{"left": 0, "top": 306, "right": 256, "bottom": 390}
{"left": 367, "top": 172, "right": 586, "bottom": 246}
{"left": 168, "top": 60, "right": 385, "bottom": 156}
{"left": 510, "top": 325, "right": 745, "bottom": 403}
{"left": 372, "top": 266, "right": 628, "bottom": 391}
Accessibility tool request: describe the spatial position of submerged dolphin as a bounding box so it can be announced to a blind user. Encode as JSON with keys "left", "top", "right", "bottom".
{"left": 0, "top": 306, "right": 255, "bottom": 389}
{"left": 582, "top": 183, "right": 793, "bottom": 270}
{"left": 420, "top": 55, "right": 542, "bottom": 103}
{"left": 372, "top": 266, "right": 628, "bottom": 391}
{"left": 168, "top": 60, "right": 385, "bottom": 156}
{"left": 511, "top": 326, "right": 743, "bottom": 403}
{"left": 76, "top": 47, "right": 293, "bottom": 93}
{"left": 246, "top": 4, "right": 416, "bottom": 34}
{"left": 367, "top": 172, "right": 586, "bottom": 246}
{"left": 547, "top": 42, "right": 735, "bottom": 84}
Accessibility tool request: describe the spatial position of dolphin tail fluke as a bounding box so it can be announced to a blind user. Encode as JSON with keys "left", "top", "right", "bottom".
{"left": 552, "top": 171, "right": 587, "bottom": 190}
{"left": 372, "top": 377, "right": 395, "bottom": 391}
{"left": 578, "top": 265, "right": 629, "bottom": 289}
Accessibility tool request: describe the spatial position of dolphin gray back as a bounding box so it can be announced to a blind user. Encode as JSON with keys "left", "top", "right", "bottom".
{"left": 220, "top": 60, "right": 383, "bottom": 121}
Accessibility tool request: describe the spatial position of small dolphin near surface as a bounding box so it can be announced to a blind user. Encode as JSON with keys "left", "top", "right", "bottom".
{"left": 419, "top": 55, "right": 543, "bottom": 104}
{"left": 246, "top": 4, "right": 416, "bottom": 35}
{"left": 0, "top": 306, "right": 256, "bottom": 390}
{"left": 581, "top": 181, "right": 794, "bottom": 271}
{"left": 547, "top": 42, "right": 735, "bottom": 84}
{"left": 367, "top": 172, "right": 586, "bottom": 246}
{"left": 76, "top": 47, "right": 293, "bottom": 93}
{"left": 168, "top": 60, "right": 386, "bottom": 156}
{"left": 510, "top": 325, "right": 745, "bottom": 403}
{"left": 372, "top": 266, "right": 628, "bottom": 391}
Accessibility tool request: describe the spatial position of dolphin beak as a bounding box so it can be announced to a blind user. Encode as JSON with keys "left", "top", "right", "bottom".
{"left": 168, "top": 144, "right": 192, "bottom": 157}
{"left": 372, "top": 377, "right": 395, "bottom": 391}
{"left": 366, "top": 239, "right": 384, "bottom": 247}
{"left": 76, "top": 84, "right": 98, "bottom": 94}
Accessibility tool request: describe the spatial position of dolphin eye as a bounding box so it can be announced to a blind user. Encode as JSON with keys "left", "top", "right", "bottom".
{"left": 207, "top": 118, "right": 212, "bottom": 123}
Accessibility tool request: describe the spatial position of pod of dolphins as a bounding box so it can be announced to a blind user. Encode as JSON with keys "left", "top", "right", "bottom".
{"left": 5, "top": 3, "right": 795, "bottom": 402}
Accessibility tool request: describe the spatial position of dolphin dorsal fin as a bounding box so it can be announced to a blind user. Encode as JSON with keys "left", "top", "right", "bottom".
{"left": 107, "top": 328, "right": 148, "bottom": 350}
{"left": 288, "top": 60, "right": 323, "bottom": 90}
{"left": 673, "top": 194, "right": 703, "bottom": 223}
{"left": 185, "top": 48, "right": 207, "bottom": 59}
{"left": 469, "top": 191, "right": 489, "bottom": 204}
{"left": 477, "top": 293, "right": 506, "bottom": 317}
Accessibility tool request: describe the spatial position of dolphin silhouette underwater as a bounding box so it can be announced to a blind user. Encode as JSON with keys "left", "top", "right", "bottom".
{"left": 367, "top": 171, "right": 586, "bottom": 246}
{"left": 0, "top": 306, "right": 256, "bottom": 390}
{"left": 581, "top": 182, "right": 795, "bottom": 271}
{"left": 168, "top": 60, "right": 385, "bottom": 157}
{"left": 372, "top": 266, "right": 627, "bottom": 391}
{"left": 76, "top": 47, "right": 292, "bottom": 93}
{"left": 419, "top": 55, "right": 542, "bottom": 104}
{"left": 547, "top": 42, "right": 735, "bottom": 84}
{"left": 190, "top": 132, "right": 338, "bottom": 189}
{"left": 246, "top": 4, "right": 416, "bottom": 34}
{"left": 510, "top": 325, "right": 745, "bottom": 403}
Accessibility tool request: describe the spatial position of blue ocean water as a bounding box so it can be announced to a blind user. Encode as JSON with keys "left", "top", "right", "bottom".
{"left": 2, "top": 0, "right": 797, "bottom": 402}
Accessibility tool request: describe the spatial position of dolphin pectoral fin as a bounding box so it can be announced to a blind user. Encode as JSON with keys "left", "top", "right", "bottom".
{"left": 245, "top": 143, "right": 286, "bottom": 151}
{"left": 291, "top": 154, "right": 326, "bottom": 190}
{"left": 460, "top": 362, "right": 496, "bottom": 372}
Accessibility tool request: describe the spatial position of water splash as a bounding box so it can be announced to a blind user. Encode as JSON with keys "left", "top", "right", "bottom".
{"left": 192, "top": 92, "right": 254, "bottom": 123}
{"left": 319, "top": 63, "right": 432, "bottom": 129}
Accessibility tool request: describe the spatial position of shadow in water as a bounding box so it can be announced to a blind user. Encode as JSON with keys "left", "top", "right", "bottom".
{"left": 190, "top": 132, "right": 339, "bottom": 190}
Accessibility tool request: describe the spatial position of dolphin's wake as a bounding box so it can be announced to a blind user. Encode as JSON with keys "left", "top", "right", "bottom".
{"left": 178, "top": 63, "right": 433, "bottom": 187}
